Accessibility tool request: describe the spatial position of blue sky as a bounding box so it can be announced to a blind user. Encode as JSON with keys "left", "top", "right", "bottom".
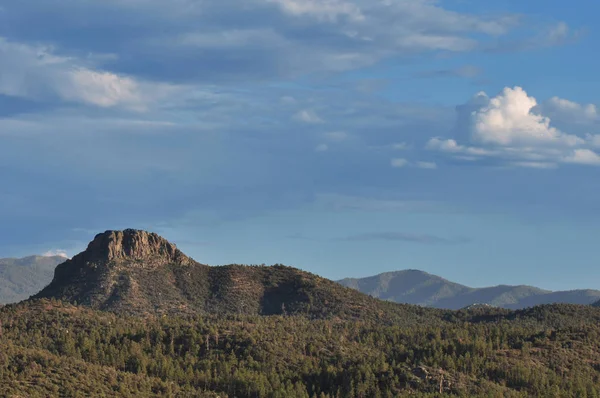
{"left": 1, "top": 0, "right": 599, "bottom": 290}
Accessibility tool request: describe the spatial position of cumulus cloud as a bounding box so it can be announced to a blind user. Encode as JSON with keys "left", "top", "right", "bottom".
{"left": 427, "top": 87, "right": 600, "bottom": 168}
{"left": 471, "top": 87, "right": 582, "bottom": 146}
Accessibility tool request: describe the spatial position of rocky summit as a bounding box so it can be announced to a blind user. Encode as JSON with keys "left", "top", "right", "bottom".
{"left": 83, "top": 229, "right": 191, "bottom": 265}
{"left": 33, "top": 229, "right": 432, "bottom": 323}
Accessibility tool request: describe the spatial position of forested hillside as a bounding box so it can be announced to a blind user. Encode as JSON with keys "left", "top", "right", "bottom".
{"left": 1, "top": 300, "right": 600, "bottom": 397}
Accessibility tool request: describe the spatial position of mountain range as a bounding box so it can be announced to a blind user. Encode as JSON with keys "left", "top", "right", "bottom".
{"left": 0, "top": 254, "right": 67, "bottom": 304}
{"left": 338, "top": 270, "right": 600, "bottom": 310}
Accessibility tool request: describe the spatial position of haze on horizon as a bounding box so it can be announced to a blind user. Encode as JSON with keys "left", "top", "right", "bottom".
{"left": 1, "top": 0, "right": 599, "bottom": 292}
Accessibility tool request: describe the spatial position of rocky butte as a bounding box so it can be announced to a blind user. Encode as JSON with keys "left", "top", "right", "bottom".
{"left": 33, "top": 229, "right": 432, "bottom": 324}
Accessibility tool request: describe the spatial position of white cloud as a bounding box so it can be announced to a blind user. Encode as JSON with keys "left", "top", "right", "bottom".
{"left": 42, "top": 249, "right": 69, "bottom": 259}
{"left": 294, "top": 109, "right": 323, "bottom": 123}
{"left": 426, "top": 138, "right": 494, "bottom": 156}
{"left": 64, "top": 69, "right": 142, "bottom": 108}
{"left": 391, "top": 158, "right": 408, "bottom": 168}
{"left": 0, "top": 38, "right": 177, "bottom": 110}
{"left": 562, "top": 149, "right": 600, "bottom": 166}
{"left": 471, "top": 87, "right": 583, "bottom": 147}
{"left": 426, "top": 87, "right": 600, "bottom": 168}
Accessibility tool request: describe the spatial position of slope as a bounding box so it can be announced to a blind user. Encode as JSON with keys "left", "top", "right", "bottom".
{"left": 1, "top": 299, "right": 600, "bottom": 397}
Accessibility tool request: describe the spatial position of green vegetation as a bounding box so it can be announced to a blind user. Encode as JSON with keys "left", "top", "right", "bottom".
{"left": 1, "top": 300, "right": 600, "bottom": 397}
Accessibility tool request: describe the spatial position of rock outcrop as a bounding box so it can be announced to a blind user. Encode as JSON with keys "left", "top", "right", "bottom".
{"left": 75, "top": 229, "right": 191, "bottom": 265}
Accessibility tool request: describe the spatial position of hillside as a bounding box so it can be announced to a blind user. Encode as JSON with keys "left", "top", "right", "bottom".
{"left": 33, "top": 229, "right": 444, "bottom": 324}
{"left": 0, "top": 255, "right": 66, "bottom": 304}
{"left": 1, "top": 299, "right": 600, "bottom": 397}
{"left": 338, "top": 270, "right": 600, "bottom": 310}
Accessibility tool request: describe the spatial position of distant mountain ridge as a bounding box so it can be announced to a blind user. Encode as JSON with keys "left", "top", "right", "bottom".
{"left": 338, "top": 270, "right": 600, "bottom": 310}
{"left": 0, "top": 255, "right": 67, "bottom": 304}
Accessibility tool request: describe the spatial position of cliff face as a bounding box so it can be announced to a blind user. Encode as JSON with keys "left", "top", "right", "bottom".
{"left": 73, "top": 229, "right": 191, "bottom": 265}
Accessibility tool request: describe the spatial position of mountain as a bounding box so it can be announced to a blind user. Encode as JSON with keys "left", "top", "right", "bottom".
{"left": 34, "top": 229, "right": 443, "bottom": 324}
{"left": 0, "top": 254, "right": 67, "bottom": 304}
{"left": 593, "top": 299, "right": 600, "bottom": 307}
{"left": 338, "top": 270, "right": 600, "bottom": 310}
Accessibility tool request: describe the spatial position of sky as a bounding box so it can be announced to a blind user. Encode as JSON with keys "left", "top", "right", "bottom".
{"left": 1, "top": 0, "right": 600, "bottom": 291}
